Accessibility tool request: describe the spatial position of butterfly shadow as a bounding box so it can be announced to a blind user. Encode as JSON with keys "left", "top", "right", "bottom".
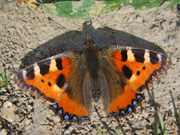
{"left": 17, "top": 21, "right": 168, "bottom": 133}
{"left": 93, "top": 106, "right": 121, "bottom": 135}
{"left": 169, "top": 90, "right": 180, "bottom": 133}
{"left": 20, "top": 21, "right": 166, "bottom": 68}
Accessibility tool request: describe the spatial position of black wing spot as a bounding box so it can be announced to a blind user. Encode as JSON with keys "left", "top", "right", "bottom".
{"left": 38, "top": 60, "right": 51, "bottom": 76}
{"left": 122, "top": 65, "right": 132, "bottom": 79}
{"left": 121, "top": 50, "right": 127, "bottom": 61}
{"left": 55, "top": 58, "right": 63, "bottom": 70}
{"left": 136, "top": 71, "right": 140, "bottom": 76}
{"left": 150, "top": 52, "right": 159, "bottom": 64}
{"left": 132, "top": 49, "right": 145, "bottom": 63}
{"left": 56, "top": 74, "right": 65, "bottom": 88}
{"left": 26, "top": 68, "right": 35, "bottom": 80}
{"left": 143, "top": 66, "right": 146, "bottom": 70}
{"left": 48, "top": 82, "right": 52, "bottom": 86}
{"left": 41, "top": 79, "right": 44, "bottom": 83}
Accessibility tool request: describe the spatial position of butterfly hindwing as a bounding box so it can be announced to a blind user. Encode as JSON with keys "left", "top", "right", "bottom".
{"left": 15, "top": 52, "right": 91, "bottom": 122}
{"left": 51, "top": 66, "right": 92, "bottom": 122}
{"left": 101, "top": 46, "right": 171, "bottom": 117}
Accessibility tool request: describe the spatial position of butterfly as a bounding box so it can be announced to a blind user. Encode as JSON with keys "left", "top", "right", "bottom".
{"left": 15, "top": 36, "right": 171, "bottom": 123}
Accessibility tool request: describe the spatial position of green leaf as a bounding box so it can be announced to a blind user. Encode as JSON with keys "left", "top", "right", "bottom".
{"left": 122, "top": 0, "right": 163, "bottom": 10}
{"left": 36, "top": 0, "right": 121, "bottom": 19}
{"left": 166, "top": 0, "right": 180, "bottom": 8}
{"left": 155, "top": 112, "right": 159, "bottom": 135}
{"left": 95, "top": 125, "right": 103, "bottom": 135}
{"left": 0, "top": 74, "right": 10, "bottom": 89}
{"left": 36, "top": 0, "right": 180, "bottom": 19}
{"left": 0, "top": 91, "right": 5, "bottom": 95}
{"left": 155, "top": 111, "right": 167, "bottom": 135}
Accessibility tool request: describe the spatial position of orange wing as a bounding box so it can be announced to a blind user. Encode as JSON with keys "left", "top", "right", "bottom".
{"left": 15, "top": 52, "right": 90, "bottom": 122}
{"left": 101, "top": 46, "right": 171, "bottom": 117}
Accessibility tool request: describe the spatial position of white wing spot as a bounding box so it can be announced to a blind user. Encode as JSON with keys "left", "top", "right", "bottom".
{"left": 34, "top": 63, "right": 40, "bottom": 76}
{"left": 127, "top": 50, "right": 135, "bottom": 62}
{"left": 129, "top": 74, "right": 136, "bottom": 82}
{"left": 22, "top": 70, "right": 27, "bottom": 78}
{"left": 50, "top": 59, "right": 58, "bottom": 72}
{"left": 157, "top": 54, "right": 162, "bottom": 61}
{"left": 144, "top": 49, "right": 150, "bottom": 63}
{"left": 53, "top": 84, "right": 63, "bottom": 92}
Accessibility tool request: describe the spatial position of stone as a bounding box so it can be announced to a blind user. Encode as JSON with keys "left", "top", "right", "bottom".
{"left": 0, "top": 101, "right": 20, "bottom": 123}
{"left": 0, "top": 129, "right": 7, "bottom": 135}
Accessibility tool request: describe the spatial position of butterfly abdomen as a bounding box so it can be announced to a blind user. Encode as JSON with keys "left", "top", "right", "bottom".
{"left": 83, "top": 45, "right": 102, "bottom": 102}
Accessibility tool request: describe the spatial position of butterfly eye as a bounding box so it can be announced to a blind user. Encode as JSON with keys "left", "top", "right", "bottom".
{"left": 84, "top": 40, "right": 96, "bottom": 47}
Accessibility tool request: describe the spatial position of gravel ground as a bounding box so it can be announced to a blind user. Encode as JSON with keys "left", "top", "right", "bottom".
{"left": 0, "top": 2, "right": 180, "bottom": 135}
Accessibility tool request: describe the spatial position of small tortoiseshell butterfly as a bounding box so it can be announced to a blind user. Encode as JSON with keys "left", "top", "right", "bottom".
{"left": 15, "top": 36, "right": 171, "bottom": 122}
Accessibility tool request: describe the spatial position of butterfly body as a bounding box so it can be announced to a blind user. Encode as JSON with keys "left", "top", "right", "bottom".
{"left": 15, "top": 37, "right": 171, "bottom": 122}
{"left": 82, "top": 41, "right": 101, "bottom": 102}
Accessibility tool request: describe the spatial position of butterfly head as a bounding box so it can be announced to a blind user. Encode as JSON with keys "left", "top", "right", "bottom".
{"left": 84, "top": 35, "right": 97, "bottom": 49}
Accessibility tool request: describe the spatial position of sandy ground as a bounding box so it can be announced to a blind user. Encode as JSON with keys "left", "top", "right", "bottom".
{"left": 0, "top": 2, "right": 180, "bottom": 135}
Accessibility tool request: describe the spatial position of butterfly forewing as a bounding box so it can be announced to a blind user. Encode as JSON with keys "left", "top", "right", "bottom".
{"left": 15, "top": 53, "right": 75, "bottom": 103}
